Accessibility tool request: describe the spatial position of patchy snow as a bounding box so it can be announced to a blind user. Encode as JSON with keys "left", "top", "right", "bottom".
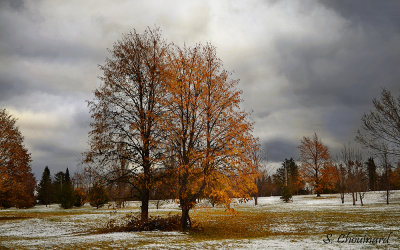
{"left": 235, "top": 190, "right": 400, "bottom": 212}
{"left": 1, "top": 190, "right": 399, "bottom": 249}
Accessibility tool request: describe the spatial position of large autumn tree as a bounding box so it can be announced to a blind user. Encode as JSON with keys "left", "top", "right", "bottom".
{"left": 165, "top": 44, "right": 259, "bottom": 230}
{"left": 0, "top": 108, "right": 36, "bottom": 208}
{"left": 298, "top": 133, "right": 331, "bottom": 197}
{"left": 86, "top": 29, "right": 259, "bottom": 229}
{"left": 85, "top": 28, "right": 169, "bottom": 221}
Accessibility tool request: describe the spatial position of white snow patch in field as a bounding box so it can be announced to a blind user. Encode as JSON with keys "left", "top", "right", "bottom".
{"left": 236, "top": 190, "right": 400, "bottom": 211}
{"left": 1, "top": 190, "right": 399, "bottom": 248}
{"left": 270, "top": 223, "right": 297, "bottom": 233}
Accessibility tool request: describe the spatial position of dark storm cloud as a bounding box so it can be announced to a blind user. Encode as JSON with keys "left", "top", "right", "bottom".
{"left": 34, "top": 143, "right": 78, "bottom": 160}
{"left": 320, "top": 0, "right": 400, "bottom": 32}
{"left": 269, "top": 1, "right": 400, "bottom": 148}
{"left": 262, "top": 138, "right": 299, "bottom": 163}
{"left": 275, "top": 26, "right": 400, "bottom": 108}
{"left": 1, "top": 0, "right": 399, "bottom": 177}
{"left": 33, "top": 142, "right": 83, "bottom": 176}
{"left": 232, "top": 0, "right": 400, "bottom": 164}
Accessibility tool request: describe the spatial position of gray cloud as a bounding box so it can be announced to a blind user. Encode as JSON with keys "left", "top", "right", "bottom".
{"left": 320, "top": 0, "right": 400, "bottom": 32}
{"left": 0, "top": 0, "right": 399, "bottom": 178}
{"left": 0, "top": 74, "right": 27, "bottom": 101}
{"left": 262, "top": 138, "right": 299, "bottom": 163}
{"left": 0, "top": 0, "right": 24, "bottom": 10}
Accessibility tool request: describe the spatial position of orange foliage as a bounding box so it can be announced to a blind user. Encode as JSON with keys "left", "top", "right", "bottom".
{"left": 298, "top": 133, "right": 331, "bottom": 196}
{"left": 74, "top": 187, "right": 87, "bottom": 207}
{"left": 321, "top": 163, "right": 339, "bottom": 192}
{"left": 390, "top": 163, "right": 400, "bottom": 190}
{"left": 164, "top": 44, "right": 258, "bottom": 229}
{"left": 85, "top": 29, "right": 259, "bottom": 228}
{"left": 0, "top": 109, "right": 36, "bottom": 208}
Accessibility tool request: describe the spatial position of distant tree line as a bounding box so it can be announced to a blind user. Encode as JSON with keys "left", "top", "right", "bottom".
{"left": 37, "top": 167, "right": 109, "bottom": 209}
{"left": 252, "top": 153, "right": 400, "bottom": 205}
{"left": 252, "top": 88, "right": 400, "bottom": 205}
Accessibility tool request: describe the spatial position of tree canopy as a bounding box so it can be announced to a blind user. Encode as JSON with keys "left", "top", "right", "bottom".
{"left": 356, "top": 89, "right": 400, "bottom": 157}
{"left": 0, "top": 108, "right": 36, "bottom": 208}
{"left": 84, "top": 28, "right": 259, "bottom": 229}
{"left": 298, "top": 133, "right": 331, "bottom": 197}
{"left": 85, "top": 28, "right": 170, "bottom": 220}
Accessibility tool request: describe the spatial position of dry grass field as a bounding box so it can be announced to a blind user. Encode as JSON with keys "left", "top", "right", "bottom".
{"left": 1, "top": 191, "right": 399, "bottom": 249}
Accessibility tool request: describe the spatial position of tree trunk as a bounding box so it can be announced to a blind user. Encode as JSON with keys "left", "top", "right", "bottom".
{"left": 141, "top": 189, "right": 149, "bottom": 221}
{"left": 315, "top": 170, "right": 320, "bottom": 197}
{"left": 181, "top": 207, "right": 191, "bottom": 231}
{"left": 359, "top": 192, "right": 364, "bottom": 206}
{"left": 254, "top": 196, "right": 258, "bottom": 206}
{"left": 386, "top": 189, "right": 389, "bottom": 205}
{"left": 141, "top": 156, "right": 151, "bottom": 221}
{"left": 340, "top": 192, "right": 344, "bottom": 204}
{"left": 352, "top": 192, "right": 356, "bottom": 205}
{"left": 384, "top": 155, "right": 390, "bottom": 205}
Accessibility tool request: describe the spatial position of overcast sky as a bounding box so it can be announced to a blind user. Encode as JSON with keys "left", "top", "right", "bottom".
{"left": 1, "top": 0, "right": 400, "bottom": 178}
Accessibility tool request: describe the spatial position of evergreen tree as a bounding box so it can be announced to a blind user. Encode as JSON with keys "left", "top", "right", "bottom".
{"left": 53, "top": 171, "right": 65, "bottom": 203}
{"left": 37, "top": 166, "right": 53, "bottom": 206}
{"left": 366, "top": 157, "right": 377, "bottom": 191}
{"left": 53, "top": 168, "right": 75, "bottom": 209}
{"left": 273, "top": 158, "right": 301, "bottom": 195}
{"left": 65, "top": 168, "right": 71, "bottom": 183}
{"left": 60, "top": 168, "right": 75, "bottom": 209}
{"left": 280, "top": 185, "right": 292, "bottom": 202}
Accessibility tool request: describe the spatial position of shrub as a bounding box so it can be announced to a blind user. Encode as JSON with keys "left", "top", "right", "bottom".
{"left": 101, "top": 213, "right": 182, "bottom": 232}
{"left": 280, "top": 185, "right": 292, "bottom": 202}
{"left": 88, "top": 183, "right": 109, "bottom": 209}
{"left": 74, "top": 188, "right": 86, "bottom": 207}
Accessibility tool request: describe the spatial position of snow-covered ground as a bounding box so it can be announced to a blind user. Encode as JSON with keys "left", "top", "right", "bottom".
{"left": 1, "top": 191, "right": 399, "bottom": 249}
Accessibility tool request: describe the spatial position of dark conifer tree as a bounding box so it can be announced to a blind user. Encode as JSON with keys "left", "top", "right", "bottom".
{"left": 366, "top": 157, "right": 377, "bottom": 191}
{"left": 273, "top": 158, "right": 301, "bottom": 197}
{"left": 37, "top": 166, "right": 53, "bottom": 206}
{"left": 61, "top": 168, "right": 75, "bottom": 209}
{"left": 53, "top": 171, "right": 65, "bottom": 203}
